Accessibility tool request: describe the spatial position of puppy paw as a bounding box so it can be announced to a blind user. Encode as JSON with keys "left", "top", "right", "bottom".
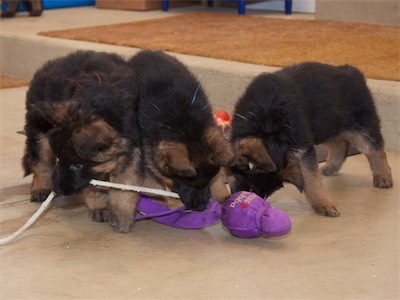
{"left": 321, "top": 165, "right": 339, "bottom": 176}
{"left": 30, "top": 189, "right": 52, "bottom": 202}
{"left": 373, "top": 175, "right": 393, "bottom": 188}
{"left": 314, "top": 204, "right": 341, "bottom": 217}
{"left": 1, "top": 12, "right": 16, "bottom": 18}
{"left": 88, "top": 209, "right": 110, "bottom": 222}
{"left": 109, "top": 214, "right": 134, "bottom": 233}
{"left": 29, "top": 10, "right": 42, "bottom": 17}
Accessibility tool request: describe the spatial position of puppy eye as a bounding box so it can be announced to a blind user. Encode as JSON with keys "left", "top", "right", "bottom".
{"left": 97, "top": 146, "right": 108, "bottom": 152}
{"left": 241, "top": 157, "right": 255, "bottom": 170}
{"left": 95, "top": 144, "right": 111, "bottom": 153}
{"left": 69, "top": 164, "right": 83, "bottom": 171}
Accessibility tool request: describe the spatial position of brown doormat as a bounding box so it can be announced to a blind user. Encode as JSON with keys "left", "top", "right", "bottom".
{"left": 0, "top": 75, "right": 29, "bottom": 89}
{"left": 39, "top": 12, "right": 400, "bottom": 81}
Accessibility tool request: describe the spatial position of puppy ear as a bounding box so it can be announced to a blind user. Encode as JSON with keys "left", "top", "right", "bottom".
{"left": 234, "top": 137, "right": 276, "bottom": 172}
{"left": 281, "top": 154, "right": 304, "bottom": 192}
{"left": 156, "top": 141, "right": 196, "bottom": 177}
{"left": 205, "top": 127, "right": 236, "bottom": 167}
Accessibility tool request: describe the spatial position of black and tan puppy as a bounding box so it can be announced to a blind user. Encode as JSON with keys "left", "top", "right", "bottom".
{"left": 23, "top": 50, "right": 141, "bottom": 232}
{"left": 231, "top": 62, "right": 393, "bottom": 217}
{"left": 128, "top": 50, "right": 235, "bottom": 211}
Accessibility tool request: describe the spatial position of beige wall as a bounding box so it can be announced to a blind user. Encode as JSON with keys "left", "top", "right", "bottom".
{"left": 316, "top": 0, "right": 399, "bottom": 25}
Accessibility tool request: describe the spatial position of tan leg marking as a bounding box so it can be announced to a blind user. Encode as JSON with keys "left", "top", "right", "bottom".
{"left": 30, "top": 0, "right": 43, "bottom": 16}
{"left": 343, "top": 131, "right": 393, "bottom": 188}
{"left": 296, "top": 151, "right": 340, "bottom": 217}
{"left": 30, "top": 134, "right": 56, "bottom": 202}
{"left": 82, "top": 185, "right": 110, "bottom": 222}
{"left": 366, "top": 150, "right": 393, "bottom": 188}
{"left": 321, "top": 135, "right": 349, "bottom": 176}
{"left": 108, "top": 150, "right": 142, "bottom": 233}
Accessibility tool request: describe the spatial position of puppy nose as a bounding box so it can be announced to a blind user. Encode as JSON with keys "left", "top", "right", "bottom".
{"left": 69, "top": 164, "right": 83, "bottom": 171}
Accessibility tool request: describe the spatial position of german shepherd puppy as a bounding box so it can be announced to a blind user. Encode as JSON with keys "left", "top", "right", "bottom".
{"left": 231, "top": 62, "right": 393, "bottom": 217}
{"left": 128, "top": 50, "right": 235, "bottom": 211}
{"left": 23, "top": 50, "right": 141, "bottom": 232}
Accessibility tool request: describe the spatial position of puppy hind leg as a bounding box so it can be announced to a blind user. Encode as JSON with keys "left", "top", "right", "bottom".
{"left": 366, "top": 150, "right": 393, "bottom": 188}
{"left": 297, "top": 149, "right": 340, "bottom": 217}
{"left": 321, "top": 135, "right": 349, "bottom": 176}
{"left": 345, "top": 131, "right": 393, "bottom": 188}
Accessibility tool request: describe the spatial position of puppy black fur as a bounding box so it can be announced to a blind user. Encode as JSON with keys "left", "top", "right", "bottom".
{"left": 128, "top": 50, "right": 235, "bottom": 211}
{"left": 231, "top": 62, "right": 393, "bottom": 216}
{"left": 23, "top": 50, "right": 141, "bottom": 232}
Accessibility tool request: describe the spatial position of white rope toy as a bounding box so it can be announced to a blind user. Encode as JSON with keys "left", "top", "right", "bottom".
{"left": 90, "top": 179, "right": 179, "bottom": 198}
{"left": 0, "top": 179, "right": 180, "bottom": 246}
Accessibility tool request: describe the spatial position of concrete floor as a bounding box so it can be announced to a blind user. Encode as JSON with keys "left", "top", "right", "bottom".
{"left": 0, "top": 5, "right": 399, "bottom": 300}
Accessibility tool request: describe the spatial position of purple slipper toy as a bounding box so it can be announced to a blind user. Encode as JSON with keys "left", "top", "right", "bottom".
{"left": 136, "top": 191, "right": 291, "bottom": 238}
{"left": 220, "top": 191, "right": 291, "bottom": 238}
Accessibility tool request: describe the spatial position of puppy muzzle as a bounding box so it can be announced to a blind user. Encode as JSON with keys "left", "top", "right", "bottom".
{"left": 52, "top": 163, "right": 92, "bottom": 195}
{"left": 172, "top": 182, "right": 211, "bottom": 211}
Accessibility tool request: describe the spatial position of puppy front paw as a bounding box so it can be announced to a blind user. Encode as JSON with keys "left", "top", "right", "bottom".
{"left": 31, "top": 189, "right": 52, "bottom": 202}
{"left": 109, "top": 214, "right": 135, "bottom": 233}
{"left": 29, "top": 10, "right": 42, "bottom": 17}
{"left": 88, "top": 209, "right": 110, "bottom": 222}
{"left": 1, "top": 11, "right": 16, "bottom": 18}
{"left": 314, "top": 204, "right": 341, "bottom": 217}
{"left": 321, "top": 165, "right": 340, "bottom": 176}
{"left": 373, "top": 175, "right": 393, "bottom": 188}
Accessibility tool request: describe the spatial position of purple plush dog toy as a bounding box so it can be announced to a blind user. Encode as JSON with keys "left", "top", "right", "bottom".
{"left": 220, "top": 191, "right": 291, "bottom": 238}
{"left": 137, "top": 191, "right": 291, "bottom": 238}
